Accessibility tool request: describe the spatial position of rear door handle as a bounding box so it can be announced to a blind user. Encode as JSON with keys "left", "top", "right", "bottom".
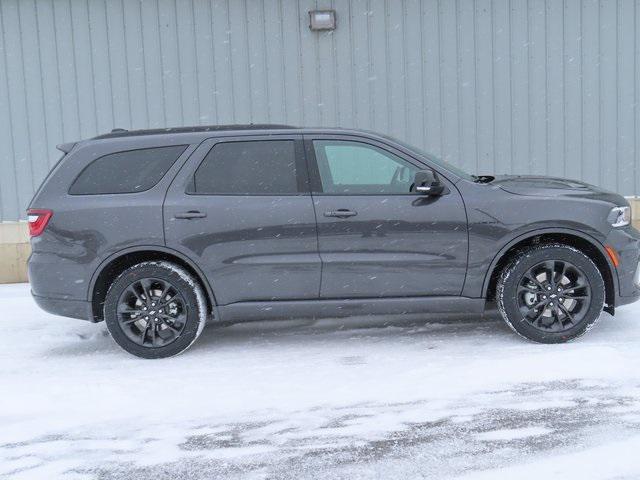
{"left": 174, "top": 211, "right": 207, "bottom": 220}
{"left": 324, "top": 209, "right": 357, "bottom": 219}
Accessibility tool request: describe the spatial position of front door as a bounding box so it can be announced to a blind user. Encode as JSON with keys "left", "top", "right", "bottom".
{"left": 164, "top": 135, "right": 320, "bottom": 306}
{"left": 305, "top": 135, "right": 468, "bottom": 299}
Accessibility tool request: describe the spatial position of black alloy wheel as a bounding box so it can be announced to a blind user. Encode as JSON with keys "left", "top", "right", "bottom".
{"left": 517, "top": 260, "right": 591, "bottom": 333}
{"left": 104, "top": 261, "right": 207, "bottom": 358}
{"left": 117, "top": 278, "right": 187, "bottom": 348}
{"left": 497, "top": 243, "right": 605, "bottom": 343}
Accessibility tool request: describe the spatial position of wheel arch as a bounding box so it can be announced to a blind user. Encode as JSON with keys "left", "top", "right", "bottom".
{"left": 483, "top": 228, "right": 617, "bottom": 314}
{"left": 88, "top": 246, "right": 217, "bottom": 322}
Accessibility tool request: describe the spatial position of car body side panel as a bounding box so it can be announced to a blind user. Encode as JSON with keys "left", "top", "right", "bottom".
{"left": 28, "top": 137, "right": 201, "bottom": 303}
{"left": 457, "top": 181, "right": 620, "bottom": 298}
{"left": 302, "top": 134, "right": 469, "bottom": 298}
{"left": 163, "top": 135, "right": 322, "bottom": 306}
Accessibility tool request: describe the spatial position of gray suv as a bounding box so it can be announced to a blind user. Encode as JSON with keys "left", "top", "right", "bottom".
{"left": 28, "top": 125, "right": 640, "bottom": 358}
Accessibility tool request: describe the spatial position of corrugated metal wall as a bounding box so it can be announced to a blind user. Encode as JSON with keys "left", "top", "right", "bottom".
{"left": 1, "top": 0, "right": 639, "bottom": 221}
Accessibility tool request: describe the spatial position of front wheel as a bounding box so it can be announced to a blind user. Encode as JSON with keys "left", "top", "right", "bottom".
{"left": 104, "top": 261, "right": 207, "bottom": 358}
{"left": 497, "top": 243, "right": 605, "bottom": 343}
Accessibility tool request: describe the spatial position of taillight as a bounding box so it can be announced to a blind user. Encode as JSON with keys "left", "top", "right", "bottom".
{"left": 27, "top": 209, "right": 53, "bottom": 237}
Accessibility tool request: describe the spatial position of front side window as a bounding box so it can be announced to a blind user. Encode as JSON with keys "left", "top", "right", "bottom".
{"left": 69, "top": 145, "right": 187, "bottom": 195}
{"left": 313, "top": 140, "right": 419, "bottom": 194}
{"left": 191, "top": 140, "right": 298, "bottom": 194}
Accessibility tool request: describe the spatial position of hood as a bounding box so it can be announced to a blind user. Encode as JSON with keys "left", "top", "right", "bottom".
{"left": 491, "top": 175, "right": 626, "bottom": 205}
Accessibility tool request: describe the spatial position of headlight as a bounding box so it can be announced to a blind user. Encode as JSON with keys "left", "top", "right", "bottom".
{"left": 608, "top": 206, "right": 631, "bottom": 227}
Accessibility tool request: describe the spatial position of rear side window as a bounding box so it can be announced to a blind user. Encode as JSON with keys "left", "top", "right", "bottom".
{"left": 69, "top": 145, "right": 187, "bottom": 195}
{"left": 191, "top": 140, "right": 298, "bottom": 194}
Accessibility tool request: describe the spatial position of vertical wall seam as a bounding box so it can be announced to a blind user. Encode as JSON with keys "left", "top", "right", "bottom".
{"left": 508, "top": 0, "right": 514, "bottom": 172}
{"left": 278, "top": 0, "right": 287, "bottom": 122}
{"left": 473, "top": 0, "right": 479, "bottom": 171}
{"left": 580, "top": 0, "right": 584, "bottom": 181}
{"left": 104, "top": 0, "right": 116, "bottom": 128}
{"left": 34, "top": 0, "right": 50, "bottom": 166}
{"left": 383, "top": 0, "right": 390, "bottom": 133}
{"left": 121, "top": 0, "right": 132, "bottom": 127}
{"left": 348, "top": 0, "right": 357, "bottom": 127}
{"left": 437, "top": 0, "right": 445, "bottom": 157}
{"left": 635, "top": 0, "right": 638, "bottom": 195}
{"left": 454, "top": 0, "right": 461, "bottom": 163}
{"left": 315, "top": 0, "right": 323, "bottom": 125}
{"left": 598, "top": 0, "right": 602, "bottom": 190}
{"left": 490, "top": 0, "right": 496, "bottom": 173}
{"left": 190, "top": 0, "right": 201, "bottom": 124}
{"left": 156, "top": 0, "right": 167, "bottom": 126}
{"left": 243, "top": 0, "right": 253, "bottom": 121}
{"left": 211, "top": 0, "right": 221, "bottom": 122}
{"left": 51, "top": 0, "right": 65, "bottom": 140}
{"left": 17, "top": 0, "right": 36, "bottom": 191}
{"left": 226, "top": 0, "right": 236, "bottom": 123}
{"left": 332, "top": 0, "right": 340, "bottom": 126}
{"left": 561, "top": 0, "right": 568, "bottom": 177}
{"left": 261, "top": 0, "right": 271, "bottom": 123}
{"left": 526, "top": 0, "right": 532, "bottom": 174}
{"left": 615, "top": 0, "right": 620, "bottom": 192}
{"left": 173, "top": 0, "right": 184, "bottom": 125}
{"left": 544, "top": 0, "right": 549, "bottom": 175}
{"left": 296, "top": 0, "right": 305, "bottom": 125}
{"left": 86, "top": 0, "right": 99, "bottom": 133}
{"left": 401, "top": 0, "right": 409, "bottom": 137}
{"left": 367, "top": 0, "right": 373, "bottom": 129}
{"left": 0, "top": 1, "right": 18, "bottom": 218}
{"left": 139, "top": 0, "right": 150, "bottom": 127}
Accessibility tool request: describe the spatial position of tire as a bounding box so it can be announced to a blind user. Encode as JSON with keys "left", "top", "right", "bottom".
{"left": 104, "top": 261, "right": 207, "bottom": 358}
{"left": 497, "top": 243, "right": 605, "bottom": 343}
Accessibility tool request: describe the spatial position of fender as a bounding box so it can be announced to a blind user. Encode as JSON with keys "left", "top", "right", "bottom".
{"left": 87, "top": 244, "right": 218, "bottom": 309}
{"left": 479, "top": 226, "right": 617, "bottom": 298}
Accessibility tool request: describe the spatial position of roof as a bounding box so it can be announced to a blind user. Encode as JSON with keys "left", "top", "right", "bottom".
{"left": 92, "top": 124, "right": 297, "bottom": 140}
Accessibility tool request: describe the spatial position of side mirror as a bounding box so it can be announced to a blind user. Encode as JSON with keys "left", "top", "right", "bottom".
{"left": 412, "top": 170, "right": 445, "bottom": 196}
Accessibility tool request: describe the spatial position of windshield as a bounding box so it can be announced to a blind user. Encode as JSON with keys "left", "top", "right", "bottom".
{"left": 381, "top": 135, "right": 477, "bottom": 182}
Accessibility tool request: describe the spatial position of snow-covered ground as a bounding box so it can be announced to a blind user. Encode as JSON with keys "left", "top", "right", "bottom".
{"left": 1, "top": 283, "right": 640, "bottom": 480}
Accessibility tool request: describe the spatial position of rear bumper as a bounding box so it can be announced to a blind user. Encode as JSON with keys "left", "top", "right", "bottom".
{"left": 31, "top": 292, "right": 93, "bottom": 321}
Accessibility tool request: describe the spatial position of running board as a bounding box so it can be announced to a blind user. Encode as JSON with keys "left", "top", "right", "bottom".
{"left": 215, "top": 297, "right": 487, "bottom": 323}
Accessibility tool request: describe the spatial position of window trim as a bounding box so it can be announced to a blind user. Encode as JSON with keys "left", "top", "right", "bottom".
{"left": 68, "top": 144, "right": 189, "bottom": 196}
{"left": 185, "top": 137, "right": 310, "bottom": 197}
{"left": 304, "top": 135, "right": 430, "bottom": 196}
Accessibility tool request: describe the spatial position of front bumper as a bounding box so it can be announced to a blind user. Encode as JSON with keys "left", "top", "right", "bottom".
{"left": 605, "top": 225, "right": 640, "bottom": 307}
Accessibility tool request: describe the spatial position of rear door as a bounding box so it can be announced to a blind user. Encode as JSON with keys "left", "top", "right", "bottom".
{"left": 305, "top": 134, "right": 468, "bottom": 299}
{"left": 164, "top": 135, "right": 320, "bottom": 306}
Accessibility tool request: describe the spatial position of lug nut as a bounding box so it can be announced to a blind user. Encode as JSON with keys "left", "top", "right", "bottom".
{"left": 547, "top": 286, "right": 552, "bottom": 291}
{"left": 151, "top": 303, "right": 156, "bottom": 307}
{"left": 142, "top": 307, "right": 147, "bottom": 311}
{"left": 549, "top": 302, "right": 554, "bottom": 307}
{"left": 543, "top": 295, "right": 547, "bottom": 299}
{"left": 145, "top": 316, "right": 149, "bottom": 320}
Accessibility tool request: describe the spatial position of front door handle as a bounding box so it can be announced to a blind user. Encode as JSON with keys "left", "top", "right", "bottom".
{"left": 174, "top": 211, "right": 207, "bottom": 220}
{"left": 324, "top": 209, "right": 357, "bottom": 219}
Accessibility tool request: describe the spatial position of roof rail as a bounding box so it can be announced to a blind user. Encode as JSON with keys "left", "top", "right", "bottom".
{"left": 111, "top": 128, "right": 128, "bottom": 133}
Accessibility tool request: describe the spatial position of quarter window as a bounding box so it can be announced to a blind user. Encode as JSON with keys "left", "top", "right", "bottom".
{"left": 69, "top": 145, "right": 187, "bottom": 195}
{"left": 191, "top": 140, "right": 299, "bottom": 194}
{"left": 312, "top": 140, "right": 418, "bottom": 194}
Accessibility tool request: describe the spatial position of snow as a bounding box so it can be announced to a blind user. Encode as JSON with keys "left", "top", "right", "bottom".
{"left": 1, "top": 282, "right": 640, "bottom": 479}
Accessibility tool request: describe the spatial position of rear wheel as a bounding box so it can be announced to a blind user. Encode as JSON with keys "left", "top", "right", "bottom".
{"left": 104, "top": 261, "right": 207, "bottom": 358}
{"left": 497, "top": 243, "right": 605, "bottom": 343}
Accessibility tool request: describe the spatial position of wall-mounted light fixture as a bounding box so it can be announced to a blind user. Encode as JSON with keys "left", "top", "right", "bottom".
{"left": 309, "top": 10, "right": 336, "bottom": 31}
